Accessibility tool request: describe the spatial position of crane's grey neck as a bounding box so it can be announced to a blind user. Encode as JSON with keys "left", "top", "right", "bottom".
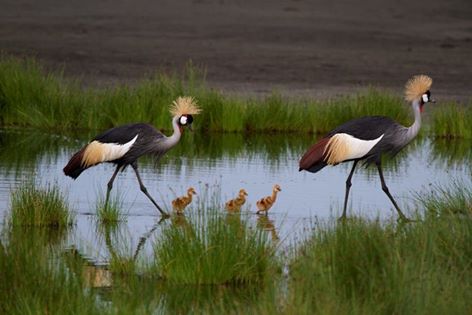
{"left": 406, "top": 100, "right": 421, "bottom": 142}
{"left": 162, "top": 116, "right": 182, "bottom": 150}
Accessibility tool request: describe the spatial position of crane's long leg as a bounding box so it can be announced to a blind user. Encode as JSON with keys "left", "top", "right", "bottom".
{"left": 131, "top": 163, "right": 169, "bottom": 217}
{"left": 376, "top": 161, "right": 410, "bottom": 222}
{"left": 339, "top": 160, "right": 358, "bottom": 221}
{"left": 104, "top": 165, "right": 121, "bottom": 210}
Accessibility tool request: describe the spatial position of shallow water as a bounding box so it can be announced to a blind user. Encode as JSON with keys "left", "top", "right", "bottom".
{"left": 0, "top": 129, "right": 470, "bottom": 261}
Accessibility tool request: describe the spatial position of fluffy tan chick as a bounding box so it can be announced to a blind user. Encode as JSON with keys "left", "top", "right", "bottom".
{"left": 256, "top": 184, "right": 281, "bottom": 214}
{"left": 225, "top": 189, "right": 248, "bottom": 213}
{"left": 172, "top": 187, "right": 197, "bottom": 214}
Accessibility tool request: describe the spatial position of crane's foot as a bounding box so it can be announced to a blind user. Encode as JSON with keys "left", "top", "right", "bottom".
{"left": 396, "top": 215, "right": 416, "bottom": 224}
{"left": 160, "top": 212, "right": 171, "bottom": 219}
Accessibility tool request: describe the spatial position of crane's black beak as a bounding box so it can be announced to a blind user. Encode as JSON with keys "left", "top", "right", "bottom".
{"left": 430, "top": 98, "right": 436, "bottom": 103}
{"left": 187, "top": 123, "right": 194, "bottom": 132}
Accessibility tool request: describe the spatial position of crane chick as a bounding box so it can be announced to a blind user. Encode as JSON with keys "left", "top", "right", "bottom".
{"left": 172, "top": 187, "right": 197, "bottom": 215}
{"left": 225, "top": 189, "right": 248, "bottom": 213}
{"left": 256, "top": 184, "right": 281, "bottom": 215}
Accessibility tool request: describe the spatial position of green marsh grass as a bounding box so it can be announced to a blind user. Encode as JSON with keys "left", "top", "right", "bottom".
{"left": 286, "top": 215, "right": 472, "bottom": 314}
{"left": 153, "top": 209, "right": 279, "bottom": 285}
{"left": 9, "top": 182, "right": 73, "bottom": 227}
{"left": 431, "top": 103, "right": 472, "bottom": 139}
{"left": 97, "top": 222, "right": 138, "bottom": 276}
{"left": 96, "top": 193, "right": 127, "bottom": 225}
{"left": 2, "top": 185, "right": 472, "bottom": 314}
{"left": 0, "top": 56, "right": 419, "bottom": 134}
{"left": 416, "top": 181, "right": 472, "bottom": 218}
{"left": 0, "top": 226, "right": 103, "bottom": 315}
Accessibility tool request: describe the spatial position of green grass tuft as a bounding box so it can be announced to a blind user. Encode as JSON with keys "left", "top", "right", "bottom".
{"left": 286, "top": 215, "right": 472, "bottom": 314}
{"left": 96, "top": 193, "right": 127, "bottom": 225}
{"left": 416, "top": 181, "right": 472, "bottom": 218}
{"left": 153, "top": 209, "right": 278, "bottom": 285}
{"left": 430, "top": 103, "right": 472, "bottom": 139}
{"left": 9, "top": 182, "right": 73, "bottom": 227}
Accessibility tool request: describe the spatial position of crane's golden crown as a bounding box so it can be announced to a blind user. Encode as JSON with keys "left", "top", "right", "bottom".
{"left": 170, "top": 96, "right": 201, "bottom": 117}
{"left": 404, "top": 75, "right": 433, "bottom": 102}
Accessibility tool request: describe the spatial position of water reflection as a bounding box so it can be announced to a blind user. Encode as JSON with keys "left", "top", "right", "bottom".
{"left": 64, "top": 246, "right": 112, "bottom": 288}
{"left": 0, "top": 129, "right": 471, "bottom": 261}
{"left": 257, "top": 214, "right": 280, "bottom": 242}
{"left": 430, "top": 138, "right": 472, "bottom": 168}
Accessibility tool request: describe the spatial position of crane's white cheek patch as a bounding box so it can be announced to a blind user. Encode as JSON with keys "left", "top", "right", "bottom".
{"left": 324, "top": 133, "right": 384, "bottom": 164}
{"left": 422, "top": 94, "right": 429, "bottom": 103}
{"left": 82, "top": 135, "right": 138, "bottom": 167}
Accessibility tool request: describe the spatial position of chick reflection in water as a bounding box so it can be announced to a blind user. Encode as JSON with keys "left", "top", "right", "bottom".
{"left": 256, "top": 214, "right": 280, "bottom": 242}
{"left": 83, "top": 263, "right": 112, "bottom": 288}
{"left": 170, "top": 213, "right": 196, "bottom": 238}
{"left": 64, "top": 247, "right": 112, "bottom": 289}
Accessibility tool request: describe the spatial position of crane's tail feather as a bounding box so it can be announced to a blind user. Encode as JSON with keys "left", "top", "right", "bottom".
{"left": 63, "top": 146, "right": 88, "bottom": 179}
{"left": 299, "top": 137, "right": 330, "bottom": 173}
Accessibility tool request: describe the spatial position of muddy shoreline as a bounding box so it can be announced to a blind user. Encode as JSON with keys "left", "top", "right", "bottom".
{"left": 1, "top": 0, "right": 471, "bottom": 101}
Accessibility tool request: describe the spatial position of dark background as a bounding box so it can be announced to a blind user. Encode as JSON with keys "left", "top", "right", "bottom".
{"left": 1, "top": 0, "right": 471, "bottom": 100}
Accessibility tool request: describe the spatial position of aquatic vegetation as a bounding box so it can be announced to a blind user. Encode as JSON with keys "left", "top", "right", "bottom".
{"left": 431, "top": 103, "right": 472, "bottom": 139}
{"left": 9, "top": 182, "right": 74, "bottom": 227}
{"left": 96, "top": 192, "right": 127, "bottom": 225}
{"left": 286, "top": 216, "right": 472, "bottom": 314}
{"left": 0, "top": 227, "right": 102, "bottom": 315}
{"left": 416, "top": 181, "right": 472, "bottom": 218}
{"left": 153, "top": 209, "right": 278, "bottom": 285}
{"left": 1, "top": 192, "right": 472, "bottom": 314}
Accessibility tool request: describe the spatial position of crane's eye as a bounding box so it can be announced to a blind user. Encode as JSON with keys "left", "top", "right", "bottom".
{"left": 422, "top": 93, "right": 429, "bottom": 103}
{"left": 179, "top": 116, "right": 188, "bottom": 125}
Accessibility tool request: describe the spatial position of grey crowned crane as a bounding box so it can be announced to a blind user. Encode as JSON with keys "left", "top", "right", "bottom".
{"left": 299, "top": 75, "right": 434, "bottom": 221}
{"left": 63, "top": 96, "right": 201, "bottom": 217}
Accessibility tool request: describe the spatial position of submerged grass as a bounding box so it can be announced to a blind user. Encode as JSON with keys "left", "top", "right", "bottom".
{"left": 0, "top": 55, "right": 418, "bottom": 134}
{"left": 9, "top": 182, "right": 73, "bottom": 227}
